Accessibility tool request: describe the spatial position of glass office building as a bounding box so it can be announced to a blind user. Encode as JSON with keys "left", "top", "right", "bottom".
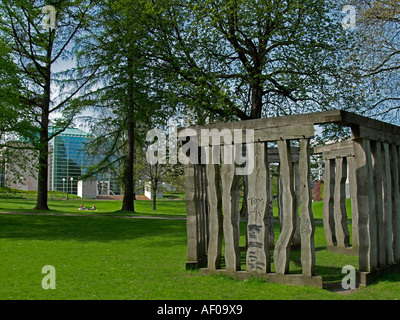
{"left": 1, "top": 127, "right": 121, "bottom": 196}
{"left": 48, "top": 127, "right": 88, "bottom": 195}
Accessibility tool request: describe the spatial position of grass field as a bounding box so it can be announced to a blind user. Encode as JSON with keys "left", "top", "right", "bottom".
{"left": 0, "top": 197, "right": 399, "bottom": 300}
{"left": 0, "top": 198, "right": 187, "bottom": 217}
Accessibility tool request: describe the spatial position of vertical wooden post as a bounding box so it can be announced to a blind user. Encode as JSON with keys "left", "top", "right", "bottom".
{"left": 391, "top": 145, "right": 400, "bottom": 262}
{"left": 246, "top": 142, "right": 271, "bottom": 273}
{"left": 221, "top": 146, "right": 241, "bottom": 272}
{"left": 278, "top": 169, "right": 283, "bottom": 230}
{"left": 293, "top": 162, "right": 301, "bottom": 247}
{"left": 274, "top": 140, "right": 296, "bottom": 275}
{"left": 299, "top": 139, "right": 315, "bottom": 276}
{"left": 205, "top": 146, "right": 223, "bottom": 270}
{"left": 353, "top": 138, "right": 377, "bottom": 272}
{"left": 383, "top": 143, "right": 393, "bottom": 265}
{"left": 267, "top": 174, "right": 275, "bottom": 248}
{"left": 197, "top": 164, "right": 206, "bottom": 260}
{"left": 323, "top": 159, "right": 336, "bottom": 247}
{"left": 185, "top": 163, "right": 201, "bottom": 268}
{"left": 371, "top": 141, "right": 385, "bottom": 267}
{"left": 347, "top": 156, "right": 359, "bottom": 250}
{"left": 333, "top": 157, "right": 351, "bottom": 248}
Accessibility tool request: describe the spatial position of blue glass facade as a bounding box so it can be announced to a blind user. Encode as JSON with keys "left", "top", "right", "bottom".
{"left": 48, "top": 128, "right": 87, "bottom": 194}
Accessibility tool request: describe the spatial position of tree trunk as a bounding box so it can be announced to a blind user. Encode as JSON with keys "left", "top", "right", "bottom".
{"left": 122, "top": 116, "right": 135, "bottom": 211}
{"left": 122, "top": 56, "right": 136, "bottom": 212}
{"left": 34, "top": 128, "right": 49, "bottom": 210}
{"left": 34, "top": 62, "right": 51, "bottom": 211}
{"left": 152, "top": 185, "right": 157, "bottom": 210}
{"left": 249, "top": 80, "right": 263, "bottom": 119}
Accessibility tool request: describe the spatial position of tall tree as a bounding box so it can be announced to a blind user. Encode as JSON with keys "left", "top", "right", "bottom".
{"left": 121, "top": 0, "right": 357, "bottom": 123}
{"left": 0, "top": 0, "right": 98, "bottom": 209}
{"left": 350, "top": 0, "right": 400, "bottom": 120}
{"left": 0, "top": 36, "right": 22, "bottom": 144}
{"left": 77, "top": 0, "right": 171, "bottom": 211}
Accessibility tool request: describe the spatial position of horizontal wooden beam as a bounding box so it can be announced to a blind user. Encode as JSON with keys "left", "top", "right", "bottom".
{"left": 353, "top": 125, "right": 400, "bottom": 146}
{"left": 199, "top": 268, "right": 323, "bottom": 288}
{"left": 341, "top": 111, "right": 400, "bottom": 137}
{"left": 313, "top": 140, "right": 355, "bottom": 159}
{"left": 178, "top": 110, "right": 400, "bottom": 141}
{"left": 197, "top": 125, "right": 314, "bottom": 146}
{"left": 179, "top": 110, "right": 343, "bottom": 136}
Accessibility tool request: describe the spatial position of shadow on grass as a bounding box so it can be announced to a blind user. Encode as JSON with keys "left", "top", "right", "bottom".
{"left": 0, "top": 214, "right": 187, "bottom": 245}
{"left": 0, "top": 198, "right": 187, "bottom": 218}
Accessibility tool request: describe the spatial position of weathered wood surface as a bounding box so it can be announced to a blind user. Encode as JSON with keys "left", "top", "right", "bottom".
{"left": 274, "top": 140, "right": 296, "bottom": 275}
{"left": 323, "top": 159, "right": 336, "bottom": 247}
{"left": 180, "top": 110, "right": 342, "bottom": 136}
{"left": 299, "top": 139, "right": 315, "bottom": 276}
{"left": 267, "top": 147, "right": 299, "bottom": 163}
{"left": 198, "top": 125, "right": 314, "bottom": 146}
{"left": 267, "top": 176, "right": 275, "bottom": 248}
{"left": 199, "top": 269, "right": 323, "bottom": 288}
{"left": 353, "top": 138, "right": 377, "bottom": 272}
{"left": 313, "top": 140, "right": 355, "bottom": 160}
{"left": 333, "top": 157, "right": 351, "bottom": 248}
{"left": 293, "top": 162, "right": 301, "bottom": 247}
{"left": 181, "top": 110, "right": 400, "bottom": 140}
{"left": 383, "top": 143, "right": 393, "bottom": 265}
{"left": 347, "top": 156, "right": 359, "bottom": 250}
{"left": 371, "top": 141, "right": 385, "bottom": 267}
{"left": 221, "top": 146, "right": 241, "bottom": 272}
{"left": 185, "top": 163, "right": 201, "bottom": 267}
{"left": 205, "top": 147, "right": 223, "bottom": 270}
{"left": 198, "top": 164, "right": 208, "bottom": 260}
{"left": 356, "top": 125, "right": 400, "bottom": 146}
{"left": 391, "top": 145, "right": 400, "bottom": 262}
{"left": 246, "top": 142, "right": 271, "bottom": 273}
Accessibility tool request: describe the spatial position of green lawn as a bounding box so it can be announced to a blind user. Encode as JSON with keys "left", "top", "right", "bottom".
{"left": 0, "top": 198, "right": 399, "bottom": 300}
{"left": 0, "top": 198, "right": 187, "bottom": 217}
{"left": 0, "top": 197, "right": 351, "bottom": 221}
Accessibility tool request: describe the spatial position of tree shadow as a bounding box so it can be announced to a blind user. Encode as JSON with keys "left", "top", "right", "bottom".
{"left": 0, "top": 214, "right": 187, "bottom": 245}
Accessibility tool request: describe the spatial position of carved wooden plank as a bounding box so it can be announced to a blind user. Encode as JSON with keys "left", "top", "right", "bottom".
{"left": 221, "top": 146, "right": 241, "bottom": 272}
{"left": 392, "top": 145, "right": 400, "bottom": 262}
{"left": 353, "top": 138, "right": 377, "bottom": 272}
{"left": 347, "top": 156, "right": 359, "bottom": 250}
{"left": 267, "top": 147, "right": 300, "bottom": 163}
{"left": 313, "top": 140, "right": 355, "bottom": 154}
{"left": 274, "top": 140, "right": 296, "bottom": 275}
{"left": 323, "top": 159, "right": 336, "bottom": 247}
{"left": 278, "top": 172, "right": 283, "bottom": 230}
{"left": 371, "top": 141, "right": 385, "bottom": 267}
{"left": 205, "top": 147, "right": 223, "bottom": 270}
{"left": 246, "top": 142, "right": 271, "bottom": 273}
{"left": 253, "top": 125, "right": 314, "bottom": 143}
{"left": 182, "top": 110, "right": 342, "bottom": 137}
{"left": 333, "top": 157, "right": 351, "bottom": 248}
{"left": 356, "top": 125, "right": 400, "bottom": 146}
{"left": 383, "top": 143, "right": 393, "bottom": 265}
{"left": 299, "top": 139, "right": 315, "bottom": 276}
{"left": 197, "top": 164, "right": 206, "bottom": 259}
{"left": 267, "top": 174, "right": 275, "bottom": 248}
{"left": 293, "top": 162, "right": 301, "bottom": 247}
{"left": 199, "top": 125, "right": 314, "bottom": 146}
{"left": 185, "top": 163, "right": 200, "bottom": 267}
{"left": 181, "top": 110, "right": 400, "bottom": 140}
